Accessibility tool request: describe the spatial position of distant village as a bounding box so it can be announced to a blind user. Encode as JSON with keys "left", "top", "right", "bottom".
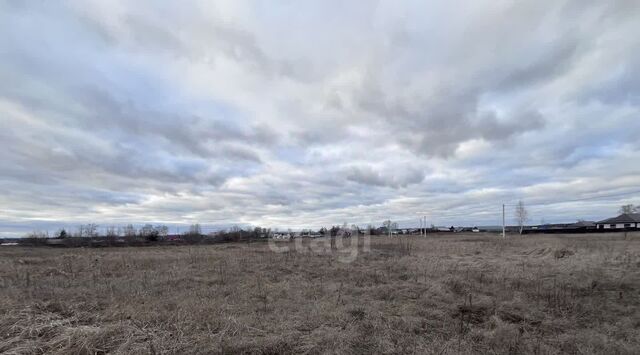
{"left": 2, "top": 208, "right": 639, "bottom": 248}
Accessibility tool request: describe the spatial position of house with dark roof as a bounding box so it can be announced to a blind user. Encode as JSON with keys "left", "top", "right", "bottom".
{"left": 522, "top": 221, "right": 596, "bottom": 234}
{"left": 596, "top": 213, "right": 640, "bottom": 230}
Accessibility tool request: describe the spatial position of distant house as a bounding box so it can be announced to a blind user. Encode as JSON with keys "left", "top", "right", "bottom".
{"left": 569, "top": 221, "right": 597, "bottom": 230}
{"left": 524, "top": 221, "right": 596, "bottom": 234}
{"left": 596, "top": 214, "right": 640, "bottom": 230}
{"left": 435, "top": 226, "right": 453, "bottom": 232}
{"left": 165, "top": 234, "right": 182, "bottom": 241}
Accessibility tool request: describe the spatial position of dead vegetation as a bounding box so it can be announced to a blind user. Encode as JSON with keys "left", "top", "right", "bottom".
{"left": 1, "top": 232, "right": 639, "bottom": 354}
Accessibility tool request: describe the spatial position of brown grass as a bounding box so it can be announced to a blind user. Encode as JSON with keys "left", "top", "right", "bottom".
{"left": 1, "top": 232, "right": 639, "bottom": 354}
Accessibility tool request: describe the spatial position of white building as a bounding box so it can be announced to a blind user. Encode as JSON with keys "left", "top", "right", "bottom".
{"left": 596, "top": 213, "right": 640, "bottom": 230}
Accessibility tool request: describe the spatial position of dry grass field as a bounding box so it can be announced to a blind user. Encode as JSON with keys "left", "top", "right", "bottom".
{"left": 1, "top": 232, "right": 639, "bottom": 354}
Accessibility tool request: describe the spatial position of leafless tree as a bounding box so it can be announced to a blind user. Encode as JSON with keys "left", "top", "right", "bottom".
{"left": 138, "top": 224, "right": 167, "bottom": 242}
{"left": 515, "top": 200, "right": 528, "bottom": 235}
{"left": 382, "top": 220, "right": 398, "bottom": 237}
{"left": 140, "top": 224, "right": 155, "bottom": 238}
{"left": 382, "top": 220, "right": 391, "bottom": 233}
{"left": 619, "top": 204, "right": 637, "bottom": 214}
{"left": 106, "top": 226, "right": 118, "bottom": 237}
{"left": 78, "top": 224, "right": 98, "bottom": 238}
{"left": 155, "top": 225, "right": 169, "bottom": 237}
{"left": 123, "top": 224, "right": 137, "bottom": 239}
{"left": 189, "top": 224, "right": 202, "bottom": 236}
{"left": 75, "top": 225, "right": 84, "bottom": 238}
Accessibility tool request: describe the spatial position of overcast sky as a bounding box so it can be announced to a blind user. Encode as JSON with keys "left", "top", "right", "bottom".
{"left": 1, "top": 1, "right": 640, "bottom": 236}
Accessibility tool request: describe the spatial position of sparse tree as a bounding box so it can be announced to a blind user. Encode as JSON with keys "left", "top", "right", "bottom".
{"left": 183, "top": 224, "right": 204, "bottom": 243}
{"left": 78, "top": 223, "right": 98, "bottom": 238}
{"left": 382, "top": 220, "right": 397, "bottom": 237}
{"left": 382, "top": 220, "right": 391, "bottom": 235}
{"left": 189, "top": 224, "right": 202, "bottom": 236}
{"left": 103, "top": 226, "right": 118, "bottom": 246}
{"left": 155, "top": 225, "right": 169, "bottom": 238}
{"left": 619, "top": 204, "right": 637, "bottom": 214}
{"left": 515, "top": 200, "right": 529, "bottom": 235}
{"left": 25, "top": 230, "right": 49, "bottom": 246}
{"left": 229, "top": 225, "right": 242, "bottom": 242}
{"left": 123, "top": 224, "right": 137, "bottom": 238}
{"left": 139, "top": 225, "right": 167, "bottom": 242}
{"left": 340, "top": 222, "right": 351, "bottom": 237}
{"left": 26, "top": 230, "right": 48, "bottom": 239}
{"left": 140, "top": 224, "right": 159, "bottom": 241}
{"left": 56, "top": 229, "right": 68, "bottom": 239}
{"left": 106, "top": 226, "right": 118, "bottom": 238}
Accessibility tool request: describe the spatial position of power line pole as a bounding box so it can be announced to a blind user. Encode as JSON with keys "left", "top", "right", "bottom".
{"left": 502, "top": 204, "right": 506, "bottom": 239}
{"left": 423, "top": 216, "right": 426, "bottom": 236}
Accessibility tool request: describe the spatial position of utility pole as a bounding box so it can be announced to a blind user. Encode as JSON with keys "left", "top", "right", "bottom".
{"left": 502, "top": 204, "right": 506, "bottom": 239}
{"left": 419, "top": 217, "right": 423, "bottom": 237}
{"left": 423, "top": 216, "right": 426, "bottom": 236}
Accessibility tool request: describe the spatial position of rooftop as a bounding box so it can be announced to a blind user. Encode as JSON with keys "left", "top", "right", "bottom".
{"left": 597, "top": 213, "right": 640, "bottom": 224}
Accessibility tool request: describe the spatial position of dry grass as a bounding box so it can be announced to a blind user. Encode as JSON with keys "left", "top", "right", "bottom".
{"left": 1, "top": 232, "right": 640, "bottom": 354}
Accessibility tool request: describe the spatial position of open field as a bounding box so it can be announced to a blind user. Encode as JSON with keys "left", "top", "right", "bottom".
{"left": 1, "top": 232, "right": 640, "bottom": 354}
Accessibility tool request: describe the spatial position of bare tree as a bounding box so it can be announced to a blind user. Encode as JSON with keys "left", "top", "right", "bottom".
{"left": 140, "top": 224, "right": 156, "bottom": 240}
{"left": 382, "top": 220, "right": 397, "bottom": 237}
{"left": 106, "top": 226, "right": 118, "bottom": 238}
{"left": 515, "top": 200, "right": 528, "bottom": 235}
{"left": 75, "top": 225, "right": 84, "bottom": 238}
{"left": 78, "top": 224, "right": 98, "bottom": 238}
{"left": 189, "top": 224, "right": 202, "bottom": 236}
{"left": 137, "top": 224, "right": 167, "bottom": 242}
{"left": 102, "top": 226, "right": 116, "bottom": 245}
{"left": 619, "top": 204, "right": 637, "bottom": 214}
{"left": 155, "top": 225, "right": 169, "bottom": 238}
{"left": 123, "top": 224, "right": 137, "bottom": 240}
{"left": 89, "top": 224, "right": 99, "bottom": 237}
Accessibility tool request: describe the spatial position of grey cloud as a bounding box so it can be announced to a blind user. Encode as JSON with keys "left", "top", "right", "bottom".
{"left": 1, "top": 1, "right": 640, "bottom": 233}
{"left": 338, "top": 65, "right": 548, "bottom": 157}
{"left": 346, "top": 165, "right": 424, "bottom": 188}
{"left": 493, "top": 37, "right": 580, "bottom": 92}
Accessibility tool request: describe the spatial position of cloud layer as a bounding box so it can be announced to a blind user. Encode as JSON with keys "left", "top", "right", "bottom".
{"left": 1, "top": 1, "right": 640, "bottom": 236}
